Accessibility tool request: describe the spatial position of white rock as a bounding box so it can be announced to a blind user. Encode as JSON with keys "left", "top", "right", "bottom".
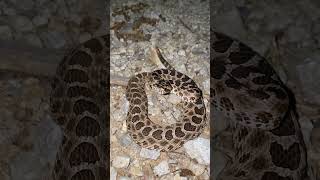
{"left": 0, "top": 26, "right": 12, "bottom": 39}
{"left": 183, "top": 137, "right": 210, "bottom": 165}
{"left": 32, "top": 15, "right": 48, "bottom": 26}
{"left": 139, "top": 148, "right": 160, "bottom": 160}
{"left": 24, "top": 33, "right": 43, "bottom": 47}
{"left": 153, "top": 161, "right": 170, "bottom": 176}
{"left": 79, "top": 32, "right": 92, "bottom": 43}
{"left": 110, "top": 167, "right": 117, "bottom": 180}
{"left": 185, "top": 161, "right": 206, "bottom": 176}
{"left": 11, "top": 16, "right": 34, "bottom": 32}
{"left": 118, "top": 133, "right": 132, "bottom": 147}
{"left": 296, "top": 57, "right": 320, "bottom": 105}
{"left": 129, "top": 165, "right": 144, "bottom": 176}
{"left": 112, "top": 156, "right": 131, "bottom": 168}
{"left": 287, "top": 26, "right": 308, "bottom": 43}
{"left": 40, "top": 31, "right": 66, "bottom": 48}
{"left": 3, "top": 7, "right": 16, "bottom": 16}
{"left": 178, "top": 49, "right": 186, "bottom": 56}
{"left": 119, "top": 176, "right": 131, "bottom": 180}
{"left": 167, "top": 94, "right": 181, "bottom": 104}
{"left": 174, "top": 174, "right": 188, "bottom": 180}
{"left": 10, "top": 0, "right": 34, "bottom": 11}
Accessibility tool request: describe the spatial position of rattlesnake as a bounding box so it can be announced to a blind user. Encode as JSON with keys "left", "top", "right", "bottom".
{"left": 211, "top": 30, "right": 307, "bottom": 180}
{"left": 48, "top": 29, "right": 307, "bottom": 179}
{"left": 126, "top": 48, "right": 207, "bottom": 152}
{"left": 50, "top": 35, "right": 109, "bottom": 179}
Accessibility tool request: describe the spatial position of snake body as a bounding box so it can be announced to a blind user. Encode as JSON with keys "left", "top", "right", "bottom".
{"left": 211, "top": 31, "right": 307, "bottom": 180}
{"left": 50, "top": 35, "right": 109, "bottom": 180}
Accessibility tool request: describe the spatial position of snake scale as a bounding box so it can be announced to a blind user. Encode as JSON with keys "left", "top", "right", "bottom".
{"left": 211, "top": 30, "right": 307, "bottom": 180}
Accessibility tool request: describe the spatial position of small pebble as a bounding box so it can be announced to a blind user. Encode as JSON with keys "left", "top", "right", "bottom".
{"left": 184, "top": 137, "right": 210, "bottom": 165}
{"left": 139, "top": 148, "right": 160, "bottom": 160}
{"left": 110, "top": 167, "right": 117, "bottom": 180}
{"left": 112, "top": 156, "right": 131, "bottom": 168}
{"left": 153, "top": 161, "right": 170, "bottom": 176}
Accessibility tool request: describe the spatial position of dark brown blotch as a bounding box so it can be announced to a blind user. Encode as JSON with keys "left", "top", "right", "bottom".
{"left": 131, "top": 106, "right": 141, "bottom": 114}
{"left": 76, "top": 116, "right": 100, "bottom": 137}
{"left": 261, "top": 172, "right": 292, "bottom": 180}
{"left": 142, "top": 127, "right": 152, "bottom": 136}
{"left": 225, "top": 78, "right": 242, "bottom": 89}
{"left": 175, "top": 80, "right": 181, "bottom": 86}
{"left": 220, "top": 97, "right": 234, "bottom": 111}
{"left": 73, "top": 99, "right": 100, "bottom": 115}
{"left": 192, "top": 116, "right": 202, "bottom": 124}
{"left": 184, "top": 123, "right": 197, "bottom": 131}
{"left": 56, "top": 116, "right": 66, "bottom": 126}
{"left": 67, "top": 86, "right": 94, "bottom": 98}
{"left": 160, "top": 141, "right": 168, "bottom": 146}
{"left": 252, "top": 76, "right": 272, "bottom": 85}
{"left": 231, "top": 65, "right": 251, "bottom": 78}
{"left": 133, "top": 99, "right": 142, "bottom": 105}
{"left": 211, "top": 58, "right": 227, "bottom": 79}
{"left": 175, "top": 127, "right": 185, "bottom": 138}
{"left": 147, "top": 138, "right": 155, "bottom": 144}
{"left": 83, "top": 38, "right": 103, "bottom": 53}
{"left": 248, "top": 89, "right": 270, "bottom": 100}
{"left": 176, "top": 72, "right": 183, "bottom": 78}
{"left": 132, "top": 115, "right": 140, "bottom": 123}
{"left": 165, "top": 130, "right": 173, "bottom": 140}
{"left": 255, "top": 112, "right": 273, "bottom": 124}
{"left": 252, "top": 156, "right": 268, "bottom": 170}
{"left": 248, "top": 131, "right": 268, "bottom": 148}
{"left": 266, "top": 87, "right": 288, "bottom": 100}
{"left": 152, "top": 130, "right": 163, "bottom": 140}
{"left": 212, "top": 31, "right": 234, "bottom": 53}
{"left": 64, "top": 69, "right": 89, "bottom": 83}
{"left": 168, "top": 145, "right": 174, "bottom": 150}
{"left": 269, "top": 142, "right": 300, "bottom": 170}
{"left": 181, "top": 76, "right": 189, "bottom": 82}
{"left": 71, "top": 169, "right": 95, "bottom": 180}
{"left": 68, "top": 51, "right": 92, "bottom": 67}
{"left": 135, "top": 122, "right": 144, "bottom": 130}
{"left": 229, "top": 42, "right": 255, "bottom": 64}
{"left": 69, "top": 142, "right": 99, "bottom": 166}
{"left": 194, "top": 106, "right": 205, "bottom": 115}
{"left": 270, "top": 113, "right": 295, "bottom": 136}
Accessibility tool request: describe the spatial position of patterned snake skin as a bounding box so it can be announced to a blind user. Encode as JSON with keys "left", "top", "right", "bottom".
{"left": 211, "top": 30, "right": 307, "bottom": 180}
{"left": 50, "top": 35, "right": 109, "bottom": 180}
{"left": 126, "top": 48, "right": 207, "bottom": 152}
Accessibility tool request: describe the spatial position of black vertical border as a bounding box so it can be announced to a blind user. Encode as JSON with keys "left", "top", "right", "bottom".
{"left": 105, "top": 0, "right": 111, "bottom": 178}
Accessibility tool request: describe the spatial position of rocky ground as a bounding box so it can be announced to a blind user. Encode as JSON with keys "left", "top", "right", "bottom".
{"left": 110, "top": 0, "right": 210, "bottom": 179}
{"left": 0, "top": 0, "right": 319, "bottom": 180}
